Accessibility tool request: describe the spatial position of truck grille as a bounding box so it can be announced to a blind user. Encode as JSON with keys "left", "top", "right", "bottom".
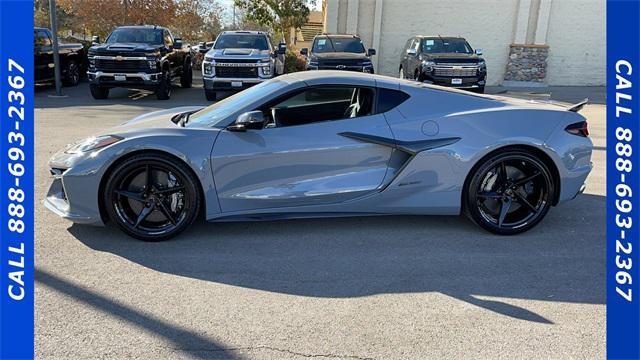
{"left": 95, "top": 59, "right": 148, "bottom": 73}
{"left": 215, "top": 66, "right": 258, "bottom": 78}
{"left": 433, "top": 66, "right": 478, "bottom": 77}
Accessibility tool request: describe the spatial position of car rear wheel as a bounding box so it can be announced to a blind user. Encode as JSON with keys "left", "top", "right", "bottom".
{"left": 63, "top": 60, "right": 80, "bottom": 86}
{"left": 180, "top": 60, "right": 193, "bottom": 88}
{"left": 464, "top": 150, "right": 554, "bottom": 235}
{"left": 103, "top": 154, "right": 201, "bottom": 241}
{"left": 89, "top": 84, "right": 109, "bottom": 99}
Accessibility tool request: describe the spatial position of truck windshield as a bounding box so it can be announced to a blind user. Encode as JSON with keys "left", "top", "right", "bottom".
{"left": 188, "top": 80, "right": 286, "bottom": 127}
{"left": 106, "top": 28, "right": 163, "bottom": 45}
{"left": 214, "top": 34, "right": 269, "bottom": 50}
{"left": 312, "top": 37, "right": 365, "bottom": 53}
{"left": 421, "top": 39, "right": 473, "bottom": 54}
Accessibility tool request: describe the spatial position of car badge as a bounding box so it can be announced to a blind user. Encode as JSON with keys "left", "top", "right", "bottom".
{"left": 336, "top": 65, "right": 346, "bottom": 70}
{"left": 116, "top": 56, "right": 124, "bottom": 61}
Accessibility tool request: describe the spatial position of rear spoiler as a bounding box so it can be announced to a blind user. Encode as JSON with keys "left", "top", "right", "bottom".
{"left": 568, "top": 98, "right": 589, "bottom": 112}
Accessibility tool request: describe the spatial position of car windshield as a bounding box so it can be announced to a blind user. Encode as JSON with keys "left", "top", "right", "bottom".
{"left": 106, "top": 28, "right": 163, "bottom": 45}
{"left": 421, "top": 38, "right": 473, "bottom": 54}
{"left": 187, "top": 80, "right": 286, "bottom": 127}
{"left": 312, "top": 37, "right": 365, "bottom": 53}
{"left": 214, "top": 34, "right": 269, "bottom": 50}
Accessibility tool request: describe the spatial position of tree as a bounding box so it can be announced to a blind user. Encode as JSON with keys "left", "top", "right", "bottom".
{"left": 234, "top": 0, "right": 314, "bottom": 44}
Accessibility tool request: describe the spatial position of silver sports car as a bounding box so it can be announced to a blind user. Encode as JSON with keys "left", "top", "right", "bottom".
{"left": 45, "top": 71, "right": 592, "bottom": 241}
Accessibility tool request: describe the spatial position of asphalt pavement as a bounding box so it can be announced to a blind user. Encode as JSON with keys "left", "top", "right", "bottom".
{"left": 34, "top": 74, "right": 606, "bottom": 359}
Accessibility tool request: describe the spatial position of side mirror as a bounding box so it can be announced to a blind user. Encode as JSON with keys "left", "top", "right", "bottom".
{"left": 91, "top": 35, "right": 100, "bottom": 45}
{"left": 407, "top": 48, "right": 417, "bottom": 56}
{"left": 174, "top": 38, "right": 183, "bottom": 49}
{"left": 475, "top": 48, "right": 483, "bottom": 56}
{"left": 300, "top": 48, "right": 308, "bottom": 56}
{"left": 278, "top": 43, "right": 287, "bottom": 55}
{"left": 198, "top": 41, "right": 205, "bottom": 48}
{"left": 367, "top": 48, "right": 376, "bottom": 56}
{"left": 228, "top": 111, "right": 265, "bottom": 132}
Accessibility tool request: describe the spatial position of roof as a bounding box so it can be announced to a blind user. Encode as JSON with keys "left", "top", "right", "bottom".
{"left": 221, "top": 30, "right": 268, "bottom": 35}
{"left": 416, "top": 35, "right": 466, "bottom": 40}
{"left": 116, "top": 25, "right": 167, "bottom": 30}
{"left": 316, "top": 34, "right": 360, "bottom": 39}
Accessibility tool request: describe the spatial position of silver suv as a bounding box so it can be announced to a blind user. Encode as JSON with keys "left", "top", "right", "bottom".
{"left": 202, "top": 31, "right": 286, "bottom": 101}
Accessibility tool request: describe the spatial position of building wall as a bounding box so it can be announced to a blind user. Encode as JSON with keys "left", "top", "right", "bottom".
{"left": 324, "top": 0, "right": 605, "bottom": 86}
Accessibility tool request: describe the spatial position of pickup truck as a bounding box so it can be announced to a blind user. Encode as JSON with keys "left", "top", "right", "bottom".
{"left": 201, "top": 31, "right": 286, "bottom": 101}
{"left": 87, "top": 25, "right": 193, "bottom": 100}
{"left": 34, "top": 27, "right": 86, "bottom": 86}
{"left": 300, "top": 34, "right": 375, "bottom": 73}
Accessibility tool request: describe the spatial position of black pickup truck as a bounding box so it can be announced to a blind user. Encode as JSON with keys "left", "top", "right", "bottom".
{"left": 34, "top": 27, "right": 86, "bottom": 86}
{"left": 87, "top": 25, "right": 193, "bottom": 100}
{"left": 300, "top": 34, "right": 375, "bottom": 73}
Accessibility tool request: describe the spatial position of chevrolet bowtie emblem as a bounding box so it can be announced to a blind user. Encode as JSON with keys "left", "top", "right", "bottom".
{"left": 336, "top": 65, "right": 346, "bottom": 70}
{"left": 116, "top": 56, "right": 124, "bottom": 61}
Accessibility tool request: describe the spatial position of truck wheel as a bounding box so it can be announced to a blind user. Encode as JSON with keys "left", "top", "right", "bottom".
{"left": 476, "top": 86, "right": 485, "bottom": 94}
{"left": 89, "top": 84, "right": 109, "bottom": 99}
{"left": 63, "top": 60, "right": 80, "bottom": 86}
{"left": 180, "top": 61, "right": 193, "bottom": 88}
{"left": 205, "top": 89, "right": 216, "bottom": 101}
{"left": 156, "top": 69, "right": 172, "bottom": 100}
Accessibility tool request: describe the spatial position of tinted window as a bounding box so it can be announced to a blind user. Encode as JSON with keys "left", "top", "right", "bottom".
{"left": 377, "top": 88, "right": 410, "bottom": 113}
{"left": 421, "top": 38, "right": 473, "bottom": 54}
{"left": 214, "top": 34, "right": 269, "bottom": 50}
{"left": 163, "top": 30, "right": 173, "bottom": 46}
{"left": 106, "top": 28, "right": 163, "bottom": 45}
{"left": 35, "top": 30, "right": 51, "bottom": 46}
{"left": 312, "top": 37, "right": 366, "bottom": 53}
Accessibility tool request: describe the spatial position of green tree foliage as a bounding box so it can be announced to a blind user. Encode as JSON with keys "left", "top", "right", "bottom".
{"left": 234, "top": 0, "right": 314, "bottom": 43}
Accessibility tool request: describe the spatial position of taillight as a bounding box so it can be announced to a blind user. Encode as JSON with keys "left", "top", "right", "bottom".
{"left": 565, "top": 121, "right": 589, "bottom": 137}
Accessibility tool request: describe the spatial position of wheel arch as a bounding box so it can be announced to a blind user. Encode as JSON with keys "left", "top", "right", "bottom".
{"left": 461, "top": 144, "right": 561, "bottom": 209}
{"left": 97, "top": 149, "right": 206, "bottom": 224}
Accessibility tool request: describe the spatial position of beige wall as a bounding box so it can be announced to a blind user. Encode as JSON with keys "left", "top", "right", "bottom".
{"left": 325, "top": 0, "right": 605, "bottom": 86}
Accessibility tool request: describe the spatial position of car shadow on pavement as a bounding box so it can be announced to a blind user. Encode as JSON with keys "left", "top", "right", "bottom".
{"left": 68, "top": 193, "right": 605, "bottom": 324}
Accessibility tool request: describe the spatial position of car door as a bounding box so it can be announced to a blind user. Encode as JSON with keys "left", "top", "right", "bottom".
{"left": 210, "top": 86, "right": 395, "bottom": 213}
{"left": 34, "top": 29, "right": 54, "bottom": 81}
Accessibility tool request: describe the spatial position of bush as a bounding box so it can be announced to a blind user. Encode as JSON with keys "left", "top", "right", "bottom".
{"left": 284, "top": 50, "right": 307, "bottom": 74}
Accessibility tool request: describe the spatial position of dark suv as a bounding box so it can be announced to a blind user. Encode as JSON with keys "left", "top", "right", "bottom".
{"left": 300, "top": 34, "right": 375, "bottom": 73}
{"left": 87, "top": 25, "right": 192, "bottom": 100}
{"left": 399, "top": 36, "right": 486, "bottom": 93}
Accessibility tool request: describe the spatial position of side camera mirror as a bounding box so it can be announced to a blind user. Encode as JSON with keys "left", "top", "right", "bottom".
{"left": 228, "top": 111, "right": 265, "bottom": 132}
{"left": 475, "top": 48, "right": 483, "bottom": 56}
{"left": 278, "top": 43, "right": 287, "bottom": 55}
{"left": 407, "top": 48, "right": 417, "bottom": 56}
{"left": 300, "top": 48, "right": 308, "bottom": 56}
{"left": 174, "top": 38, "right": 183, "bottom": 49}
{"left": 91, "top": 35, "right": 100, "bottom": 45}
{"left": 367, "top": 48, "right": 376, "bottom": 56}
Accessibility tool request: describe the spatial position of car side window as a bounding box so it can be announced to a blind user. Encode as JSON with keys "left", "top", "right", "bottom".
{"left": 412, "top": 38, "right": 420, "bottom": 53}
{"left": 377, "top": 88, "right": 410, "bottom": 113}
{"left": 163, "top": 30, "right": 173, "bottom": 47}
{"left": 403, "top": 38, "right": 412, "bottom": 53}
{"left": 265, "top": 86, "right": 375, "bottom": 128}
{"left": 35, "top": 30, "right": 51, "bottom": 46}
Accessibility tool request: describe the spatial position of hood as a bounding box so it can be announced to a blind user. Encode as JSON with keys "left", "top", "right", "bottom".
{"left": 90, "top": 43, "right": 163, "bottom": 54}
{"left": 313, "top": 52, "right": 369, "bottom": 61}
{"left": 207, "top": 48, "right": 271, "bottom": 59}
{"left": 422, "top": 52, "right": 482, "bottom": 63}
{"left": 116, "top": 106, "right": 206, "bottom": 132}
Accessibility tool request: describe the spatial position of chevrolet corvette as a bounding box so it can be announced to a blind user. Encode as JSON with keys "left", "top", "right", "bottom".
{"left": 45, "top": 71, "right": 593, "bottom": 241}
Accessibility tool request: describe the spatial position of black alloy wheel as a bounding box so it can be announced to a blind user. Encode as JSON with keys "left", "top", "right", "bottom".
{"left": 156, "top": 68, "right": 172, "bottom": 100}
{"left": 465, "top": 150, "right": 554, "bottom": 235}
{"left": 104, "top": 154, "right": 200, "bottom": 241}
{"left": 63, "top": 60, "right": 80, "bottom": 86}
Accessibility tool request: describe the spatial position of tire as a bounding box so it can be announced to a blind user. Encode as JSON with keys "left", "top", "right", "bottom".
{"left": 103, "top": 153, "right": 201, "bottom": 241}
{"left": 475, "top": 85, "right": 485, "bottom": 94}
{"left": 63, "top": 60, "right": 80, "bottom": 86}
{"left": 180, "top": 60, "right": 193, "bottom": 88}
{"left": 464, "top": 149, "right": 554, "bottom": 235}
{"left": 205, "top": 89, "right": 216, "bottom": 101}
{"left": 156, "top": 68, "right": 172, "bottom": 100}
{"left": 89, "top": 84, "right": 109, "bottom": 99}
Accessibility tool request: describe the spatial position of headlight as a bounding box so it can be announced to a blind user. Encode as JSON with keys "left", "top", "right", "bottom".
{"left": 478, "top": 60, "right": 487, "bottom": 71}
{"left": 307, "top": 60, "right": 319, "bottom": 70}
{"left": 147, "top": 59, "right": 158, "bottom": 69}
{"left": 65, "top": 135, "right": 123, "bottom": 154}
{"left": 203, "top": 60, "right": 214, "bottom": 76}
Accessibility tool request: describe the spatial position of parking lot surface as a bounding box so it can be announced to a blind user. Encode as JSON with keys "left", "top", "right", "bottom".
{"left": 35, "top": 76, "right": 606, "bottom": 359}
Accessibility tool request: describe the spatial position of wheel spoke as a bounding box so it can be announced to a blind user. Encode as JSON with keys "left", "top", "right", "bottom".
{"left": 145, "top": 165, "right": 153, "bottom": 189}
{"left": 156, "top": 200, "right": 177, "bottom": 225}
{"left": 514, "top": 171, "right": 541, "bottom": 186}
{"left": 497, "top": 198, "right": 512, "bottom": 227}
{"left": 499, "top": 161, "right": 508, "bottom": 184}
{"left": 134, "top": 204, "right": 155, "bottom": 228}
{"left": 514, "top": 192, "right": 538, "bottom": 213}
{"left": 155, "top": 186, "right": 185, "bottom": 196}
{"left": 114, "top": 190, "right": 145, "bottom": 203}
{"left": 477, "top": 191, "right": 502, "bottom": 199}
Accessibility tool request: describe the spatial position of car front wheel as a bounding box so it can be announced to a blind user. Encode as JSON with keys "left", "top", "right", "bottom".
{"left": 89, "top": 84, "right": 109, "bottom": 99}
{"left": 205, "top": 89, "right": 216, "bottom": 101}
{"left": 103, "top": 154, "right": 201, "bottom": 241}
{"left": 156, "top": 69, "right": 172, "bottom": 100}
{"left": 464, "top": 150, "right": 554, "bottom": 235}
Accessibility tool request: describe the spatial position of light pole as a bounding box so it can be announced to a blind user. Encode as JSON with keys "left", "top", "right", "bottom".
{"left": 48, "top": 0, "right": 63, "bottom": 96}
